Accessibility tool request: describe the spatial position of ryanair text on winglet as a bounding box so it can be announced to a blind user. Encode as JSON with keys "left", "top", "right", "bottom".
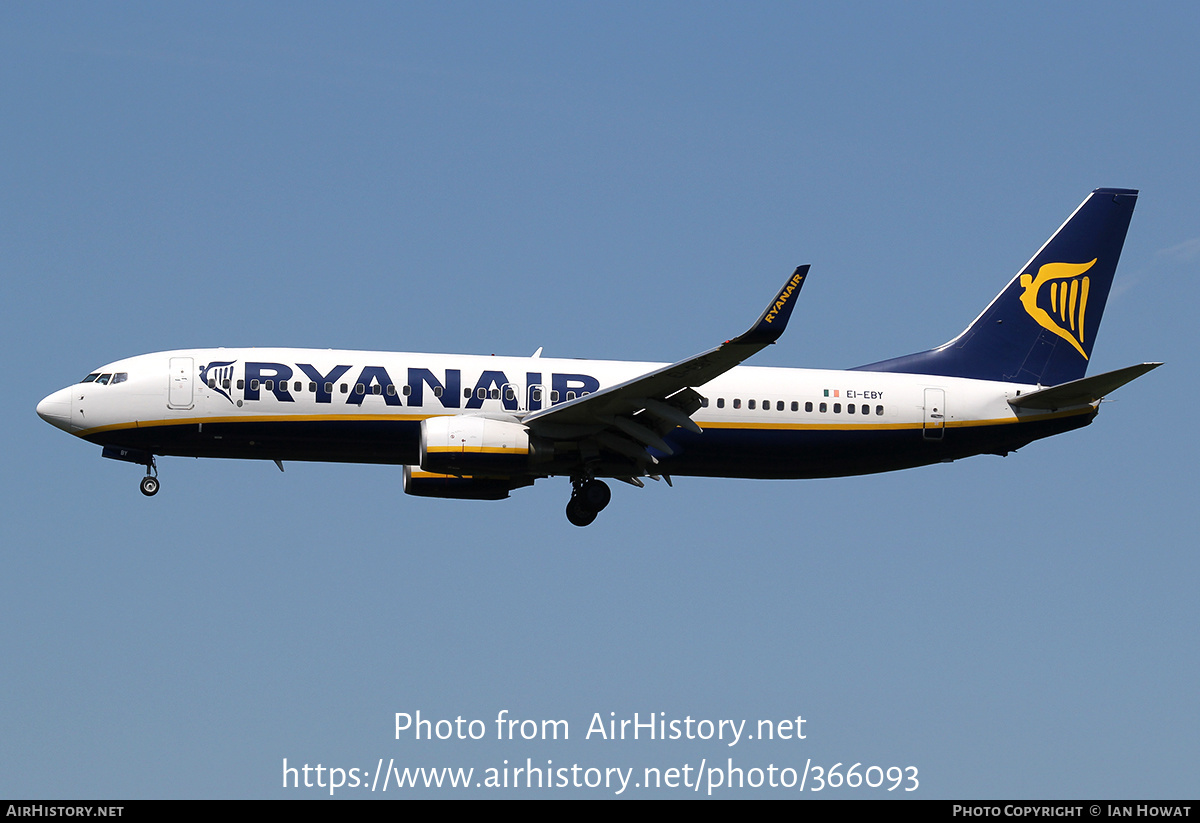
{"left": 763, "top": 271, "right": 805, "bottom": 324}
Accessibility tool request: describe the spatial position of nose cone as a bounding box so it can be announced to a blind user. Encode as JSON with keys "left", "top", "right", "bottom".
{"left": 37, "top": 387, "right": 73, "bottom": 432}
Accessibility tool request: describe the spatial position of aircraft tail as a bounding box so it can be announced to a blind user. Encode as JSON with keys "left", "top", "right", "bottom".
{"left": 854, "top": 188, "right": 1138, "bottom": 385}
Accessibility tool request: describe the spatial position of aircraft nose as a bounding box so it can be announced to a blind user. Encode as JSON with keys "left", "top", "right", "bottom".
{"left": 36, "top": 387, "right": 73, "bottom": 432}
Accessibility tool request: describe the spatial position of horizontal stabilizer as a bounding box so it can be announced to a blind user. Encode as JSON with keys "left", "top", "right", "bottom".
{"left": 1008, "top": 362, "right": 1161, "bottom": 410}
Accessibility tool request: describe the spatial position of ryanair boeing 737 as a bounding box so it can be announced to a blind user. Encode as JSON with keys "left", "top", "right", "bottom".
{"left": 37, "top": 188, "right": 1159, "bottom": 525}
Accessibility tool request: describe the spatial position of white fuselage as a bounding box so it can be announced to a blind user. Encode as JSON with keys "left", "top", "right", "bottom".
{"left": 37, "top": 347, "right": 1092, "bottom": 480}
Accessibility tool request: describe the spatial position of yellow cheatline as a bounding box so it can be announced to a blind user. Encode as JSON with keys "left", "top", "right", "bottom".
{"left": 425, "top": 446, "right": 527, "bottom": 454}
{"left": 75, "top": 412, "right": 436, "bottom": 437}
{"left": 77, "top": 402, "right": 1096, "bottom": 440}
{"left": 699, "top": 406, "right": 1093, "bottom": 433}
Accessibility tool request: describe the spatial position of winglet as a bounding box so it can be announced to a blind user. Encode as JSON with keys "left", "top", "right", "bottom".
{"left": 735, "top": 265, "right": 810, "bottom": 345}
{"left": 523, "top": 263, "right": 812, "bottom": 431}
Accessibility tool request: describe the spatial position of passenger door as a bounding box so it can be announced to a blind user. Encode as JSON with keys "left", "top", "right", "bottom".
{"left": 168, "top": 357, "right": 194, "bottom": 409}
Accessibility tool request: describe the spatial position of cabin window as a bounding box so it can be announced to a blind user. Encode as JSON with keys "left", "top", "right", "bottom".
{"left": 250, "top": 379, "right": 259, "bottom": 391}
{"left": 386, "top": 384, "right": 395, "bottom": 396}
{"left": 551, "top": 391, "right": 560, "bottom": 402}
{"left": 819, "top": 402, "right": 827, "bottom": 413}
{"left": 717, "top": 398, "right": 725, "bottom": 409}
{"left": 489, "top": 388, "right": 499, "bottom": 400}
{"left": 476, "top": 388, "right": 486, "bottom": 400}
{"left": 834, "top": 403, "right": 841, "bottom": 413}
{"left": 847, "top": 403, "right": 855, "bottom": 414}
{"left": 433, "top": 386, "right": 443, "bottom": 398}
{"left": 876, "top": 405, "right": 884, "bottom": 416}
{"left": 465, "top": 388, "right": 472, "bottom": 399}
{"left": 264, "top": 380, "right": 273, "bottom": 391}
{"left": 237, "top": 379, "right": 245, "bottom": 390}
{"left": 861, "top": 404, "right": 869, "bottom": 415}
{"left": 402, "top": 385, "right": 411, "bottom": 396}
{"left": 778, "top": 401, "right": 785, "bottom": 411}
{"left": 208, "top": 378, "right": 216, "bottom": 388}
{"left": 223, "top": 379, "right": 230, "bottom": 389}
{"left": 763, "top": 400, "right": 769, "bottom": 409}
{"left": 748, "top": 400, "right": 756, "bottom": 410}
{"left": 310, "top": 382, "right": 318, "bottom": 393}
{"left": 340, "top": 383, "right": 348, "bottom": 393}
{"left": 566, "top": 391, "right": 577, "bottom": 401}
{"left": 372, "top": 384, "right": 381, "bottom": 395}
{"left": 700, "top": 397, "right": 709, "bottom": 408}
{"left": 733, "top": 399, "right": 741, "bottom": 409}
{"left": 353, "top": 384, "right": 363, "bottom": 395}
{"left": 804, "top": 401, "right": 812, "bottom": 412}
{"left": 531, "top": 388, "right": 543, "bottom": 402}
{"left": 294, "top": 381, "right": 303, "bottom": 392}
{"left": 504, "top": 387, "right": 515, "bottom": 401}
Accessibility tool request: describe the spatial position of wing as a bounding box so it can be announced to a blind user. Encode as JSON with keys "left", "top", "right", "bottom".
{"left": 523, "top": 265, "right": 809, "bottom": 470}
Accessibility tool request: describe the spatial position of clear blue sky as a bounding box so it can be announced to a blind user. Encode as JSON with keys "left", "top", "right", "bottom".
{"left": 3, "top": 2, "right": 1197, "bottom": 798}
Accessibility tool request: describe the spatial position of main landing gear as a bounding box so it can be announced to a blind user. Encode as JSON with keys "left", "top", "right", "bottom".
{"left": 139, "top": 457, "right": 159, "bottom": 497}
{"left": 565, "top": 477, "right": 611, "bottom": 527}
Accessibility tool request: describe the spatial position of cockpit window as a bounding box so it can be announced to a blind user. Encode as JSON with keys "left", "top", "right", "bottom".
{"left": 111, "top": 372, "right": 128, "bottom": 385}
{"left": 96, "top": 374, "right": 112, "bottom": 385}
{"left": 81, "top": 373, "right": 100, "bottom": 383}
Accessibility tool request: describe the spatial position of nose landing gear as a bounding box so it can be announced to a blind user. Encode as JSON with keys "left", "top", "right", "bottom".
{"left": 565, "top": 477, "right": 610, "bottom": 527}
{"left": 139, "top": 457, "right": 159, "bottom": 497}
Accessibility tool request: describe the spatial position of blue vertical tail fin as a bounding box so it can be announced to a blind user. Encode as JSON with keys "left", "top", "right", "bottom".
{"left": 854, "top": 188, "right": 1138, "bottom": 385}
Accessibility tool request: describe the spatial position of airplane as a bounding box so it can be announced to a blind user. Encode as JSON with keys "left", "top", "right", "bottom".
{"left": 37, "top": 188, "right": 1159, "bottom": 526}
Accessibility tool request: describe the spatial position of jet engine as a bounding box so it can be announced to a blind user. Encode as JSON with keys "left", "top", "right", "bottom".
{"left": 419, "top": 414, "right": 536, "bottom": 476}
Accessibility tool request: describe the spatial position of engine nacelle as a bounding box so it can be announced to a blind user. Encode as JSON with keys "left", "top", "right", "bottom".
{"left": 419, "top": 415, "right": 533, "bottom": 476}
{"left": 403, "top": 466, "right": 533, "bottom": 500}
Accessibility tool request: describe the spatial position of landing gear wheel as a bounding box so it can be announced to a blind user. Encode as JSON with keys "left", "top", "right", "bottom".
{"left": 140, "top": 475, "right": 160, "bottom": 497}
{"left": 566, "top": 496, "right": 597, "bottom": 527}
{"left": 580, "top": 479, "right": 611, "bottom": 512}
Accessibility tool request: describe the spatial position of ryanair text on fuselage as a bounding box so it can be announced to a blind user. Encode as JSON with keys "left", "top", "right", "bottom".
{"left": 220, "top": 361, "right": 599, "bottom": 412}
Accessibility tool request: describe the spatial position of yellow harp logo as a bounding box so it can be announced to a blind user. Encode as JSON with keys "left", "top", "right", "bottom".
{"left": 1018, "top": 259, "right": 1097, "bottom": 360}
